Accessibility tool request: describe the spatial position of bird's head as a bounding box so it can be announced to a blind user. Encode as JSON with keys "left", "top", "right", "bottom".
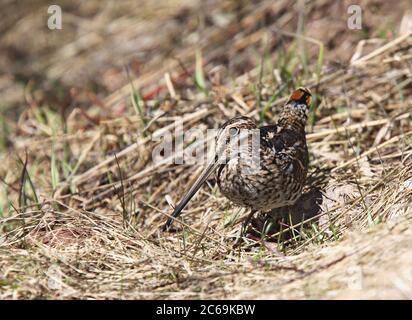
{"left": 284, "top": 87, "right": 312, "bottom": 117}
{"left": 215, "top": 116, "right": 258, "bottom": 161}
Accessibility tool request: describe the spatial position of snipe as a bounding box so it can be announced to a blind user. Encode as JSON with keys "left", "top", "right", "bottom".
{"left": 164, "top": 87, "right": 312, "bottom": 233}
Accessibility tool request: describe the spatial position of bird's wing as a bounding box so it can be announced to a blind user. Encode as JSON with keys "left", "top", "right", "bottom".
{"left": 260, "top": 125, "right": 296, "bottom": 151}
{"left": 259, "top": 124, "right": 308, "bottom": 178}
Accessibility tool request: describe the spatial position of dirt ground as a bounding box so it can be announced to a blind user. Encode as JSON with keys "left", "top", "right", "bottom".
{"left": 1, "top": 0, "right": 412, "bottom": 299}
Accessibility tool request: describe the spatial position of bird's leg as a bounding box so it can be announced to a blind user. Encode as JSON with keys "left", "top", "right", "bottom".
{"left": 233, "top": 209, "right": 257, "bottom": 246}
{"left": 286, "top": 206, "right": 298, "bottom": 240}
{"left": 242, "top": 209, "right": 257, "bottom": 237}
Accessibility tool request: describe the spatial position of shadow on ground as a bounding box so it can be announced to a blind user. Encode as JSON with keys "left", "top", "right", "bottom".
{"left": 249, "top": 165, "right": 330, "bottom": 241}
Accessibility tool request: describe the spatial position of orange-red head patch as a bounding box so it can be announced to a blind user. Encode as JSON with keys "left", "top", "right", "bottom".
{"left": 287, "top": 87, "right": 312, "bottom": 106}
{"left": 289, "top": 89, "right": 304, "bottom": 101}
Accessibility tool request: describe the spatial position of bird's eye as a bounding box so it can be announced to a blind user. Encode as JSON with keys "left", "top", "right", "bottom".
{"left": 229, "top": 127, "right": 239, "bottom": 136}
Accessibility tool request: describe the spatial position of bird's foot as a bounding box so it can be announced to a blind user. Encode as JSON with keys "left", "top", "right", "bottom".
{"left": 231, "top": 212, "right": 257, "bottom": 247}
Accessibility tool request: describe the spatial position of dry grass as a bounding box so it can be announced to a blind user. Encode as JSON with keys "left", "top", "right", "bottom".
{"left": 1, "top": 0, "right": 412, "bottom": 299}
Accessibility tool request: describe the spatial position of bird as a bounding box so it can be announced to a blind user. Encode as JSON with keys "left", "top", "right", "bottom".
{"left": 163, "top": 87, "right": 312, "bottom": 234}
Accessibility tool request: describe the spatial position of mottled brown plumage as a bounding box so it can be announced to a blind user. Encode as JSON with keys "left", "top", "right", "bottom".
{"left": 164, "top": 87, "right": 311, "bottom": 231}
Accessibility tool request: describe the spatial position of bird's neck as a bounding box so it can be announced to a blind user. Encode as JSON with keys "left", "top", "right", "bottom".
{"left": 278, "top": 107, "right": 307, "bottom": 134}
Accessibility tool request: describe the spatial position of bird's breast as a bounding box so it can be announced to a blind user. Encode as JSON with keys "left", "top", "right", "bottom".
{"left": 216, "top": 143, "right": 308, "bottom": 211}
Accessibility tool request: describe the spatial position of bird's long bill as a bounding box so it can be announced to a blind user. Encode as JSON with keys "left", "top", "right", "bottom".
{"left": 163, "top": 156, "right": 220, "bottom": 230}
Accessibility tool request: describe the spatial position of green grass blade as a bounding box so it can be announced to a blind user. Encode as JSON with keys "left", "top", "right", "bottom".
{"left": 51, "top": 144, "right": 60, "bottom": 192}
{"left": 195, "top": 49, "right": 207, "bottom": 94}
{"left": 126, "top": 67, "right": 147, "bottom": 135}
{"left": 18, "top": 156, "right": 28, "bottom": 210}
{"left": 315, "top": 43, "right": 324, "bottom": 84}
{"left": 25, "top": 165, "right": 40, "bottom": 210}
